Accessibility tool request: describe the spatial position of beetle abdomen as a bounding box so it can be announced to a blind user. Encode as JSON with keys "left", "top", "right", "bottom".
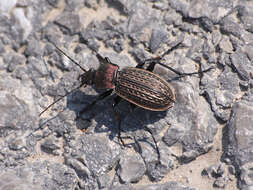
{"left": 115, "top": 67, "right": 175, "bottom": 111}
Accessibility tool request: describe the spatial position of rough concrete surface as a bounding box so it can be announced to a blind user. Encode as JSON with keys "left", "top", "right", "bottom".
{"left": 0, "top": 0, "right": 253, "bottom": 189}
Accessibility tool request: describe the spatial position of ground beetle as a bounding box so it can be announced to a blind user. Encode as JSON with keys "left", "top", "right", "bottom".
{"left": 40, "top": 42, "right": 213, "bottom": 163}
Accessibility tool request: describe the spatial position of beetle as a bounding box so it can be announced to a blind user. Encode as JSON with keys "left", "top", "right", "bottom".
{"left": 40, "top": 42, "right": 213, "bottom": 163}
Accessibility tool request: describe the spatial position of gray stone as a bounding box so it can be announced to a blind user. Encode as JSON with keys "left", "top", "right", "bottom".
{"left": 80, "top": 24, "right": 106, "bottom": 42}
{"left": 153, "top": 1, "right": 169, "bottom": 11}
{"left": 168, "top": 0, "right": 190, "bottom": 18}
{"left": 149, "top": 28, "right": 170, "bottom": 53}
{"left": 225, "top": 101, "right": 253, "bottom": 189}
{"left": 169, "top": 0, "right": 232, "bottom": 23}
{"left": 164, "top": 9, "right": 182, "bottom": 26}
{"left": 3, "top": 52, "right": 26, "bottom": 72}
{"left": 219, "top": 36, "right": 233, "bottom": 53}
{"left": 163, "top": 125, "right": 185, "bottom": 146}
{"left": 101, "top": 51, "right": 134, "bottom": 68}
{"left": 65, "top": 158, "right": 91, "bottom": 178}
{"left": 43, "top": 42, "right": 55, "bottom": 56}
{"left": 202, "top": 163, "right": 226, "bottom": 179}
{"left": 46, "top": 0, "right": 60, "bottom": 7}
{"left": 54, "top": 12, "right": 81, "bottom": 35}
{"left": 230, "top": 35, "right": 244, "bottom": 51}
{"left": 11, "top": 66, "right": 29, "bottom": 80}
{"left": 238, "top": 5, "right": 253, "bottom": 33}
{"left": 212, "top": 30, "right": 222, "bottom": 46}
{"left": 213, "top": 177, "right": 227, "bottom": 188}
{"left": 199, "top": 16, "right": 215, "bottom": 32}
{"left": 146, "top": 153, "right": 173, "bottom": 182}
{"left": 53, "top": 49, "right": 76, "bottom": 71}
{"left": 25, "top": 37, "right": 43, "bottom": 57}
{"left": 105, "top": 38, "right": 125, "bottom": 53}
{"left": 0, "top": 89, "right": 35, "bottom": 131}
{"left": 117, "top": 153, "right": 146, "bottom": 183}
{"left": 228, "top": 165, "right": 236, "bottom": 175}
{"left": 84, "top": 0, "right": 100, "bottom": 10}
{"left": 8, "top": 137, "right": 26, "bottom": 151}
{"left": 0, "top": 15, "right": 19, "bottom": 49}
{"left": 41, "top": 23, "right": 61, "bottom": 43}
{"left": 111, "top": 184, "right": 132, "bottom": 190}
{"left": 220, "top": 17, "right": 243, "bottom": 38}
{"left": 65, "top": 0, "right": 84, "bottom": 11}
{"left": 12, "top": 7, "right": 33, "bottom": 41}
{"left": 202, "top": 165, "right": 218, "bottom": 178}
{"left": 105, "top": 0, "right": 137, "bottom": 15}
{"left": 134, "top": 181, "right": 197, "bottom": 190}
{"left": 126, "top": 1, "right": 161, "bottom": 33}
{"left": 97, "top": 173, "right": 111, "bottom": 189}
{"left": 202, "top": 38, "right": 216, "bottom": 62}
{"left": 201, "top": 65, "right": 243, "bottom": 122}
{"left": 0, "top": 0, "right": 16, "bottom": 14}
{"left": 230, "top": 50, "right": 252, "bottom": 81}
{"left": 71, "top": 134, "right": 121, "bottom": 177}
{"left": 27, "top": 56, "right": 48, "bottom": 78}
{"left": 244, "top": 44, "right": 253, "bottom": 61}
{"left": 185, "top": 38, "right": 203, "bottom": 61}
{"left": 0, "top": 161, "right": 78, "bottom": 190}
{"left": 41, "top": 136, "right": 60, "bottom": 155}
{"left": 242, "top": 186, "right": 253, "bottom": 190}
{"left": 0, "top": 171, "right": 42, "bottom": 190}
{"left": 129, "top": 46, "right": 151, "bottom": 63}
{"left": 164, "top": 78, "right": 218, "bottom": 162}
{"left": 0, "top": 38, "right": 5, "bottom": 55}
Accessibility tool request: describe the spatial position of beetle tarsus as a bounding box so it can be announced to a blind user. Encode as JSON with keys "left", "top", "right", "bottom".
{"left": 112, "top": 104, "right": 126, "bottom": 147}
{"left": 142, "top": 125, "right": 161, "bottom": 163}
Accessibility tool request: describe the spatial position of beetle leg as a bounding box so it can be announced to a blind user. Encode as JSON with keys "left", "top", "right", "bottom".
{"left": 152, "top": 61, "right": 214, "bottom": 77}
{"left": 129, "top": 103, "right": 137, "bottom": 111}
{"left": 76, "top": 89, "right": 113, "bottom": 120}
{"left": 112, "top": 95, "right": 128, "bottom": 147}
{"left": 113, "top": 110, "right": 126, "bottom": 147}
{"left": 112, "top": 96, "right": 139, "bottom": 148}
{"left": 128, "top": 106, "right": 161, "bottom": 163}
{"left": 112, "top": 95, "right": 122, "bottom": 108}
{"left": 136, "top": 42, "right": 182, "bottom": 69}
{"left": 139, "top": 57, "right": 213, "bottom": 76}
{"left": 112, "top": 97, "right": 161, "bottom": 162}
{"left": 142, "top": 125, "right": 161, "bottom": 163}
{"left": 135, "top": 120, "right": 161, "bottom": 163}
{"left": 136, "top": 41, "right": 213, "bottom": 76}
{"left": 136, "top": 58, "right": 160, "bottom": 73}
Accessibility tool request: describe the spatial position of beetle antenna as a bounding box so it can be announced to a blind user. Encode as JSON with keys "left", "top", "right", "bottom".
{"left": 39, "top": 83, "right": 86, "bottom": 117}
{"left": 52, "top": 42, "right": 87, "bottom": 73}
{"left": 39, "top": 43, "right": 89, "bottom": 117}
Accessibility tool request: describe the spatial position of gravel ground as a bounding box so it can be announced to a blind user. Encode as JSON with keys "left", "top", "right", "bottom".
{"left": 0, "top": 0, "right": 253, "bottom": 190}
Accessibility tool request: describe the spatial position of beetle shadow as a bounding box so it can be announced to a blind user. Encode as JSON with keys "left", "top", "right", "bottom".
{"left": 65, "top": 89, "right": 120, "bottom": 136}
{"left": 67, "top": 90, "right": 167, "bottom": 152}
{"left": 65, "top": 89, "right": 168, "bottom": 147}
{"left": 114, "top": 100, "right": 168, "bottom": 147}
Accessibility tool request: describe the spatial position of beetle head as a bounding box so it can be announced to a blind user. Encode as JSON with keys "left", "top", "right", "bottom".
{"left": 79, "top": 68, "right": 96, "bottom": 85}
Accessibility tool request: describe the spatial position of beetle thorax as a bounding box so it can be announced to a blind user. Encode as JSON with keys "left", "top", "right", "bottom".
{"left": 94, "top": 63, "right": 119, "bottom": 89}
